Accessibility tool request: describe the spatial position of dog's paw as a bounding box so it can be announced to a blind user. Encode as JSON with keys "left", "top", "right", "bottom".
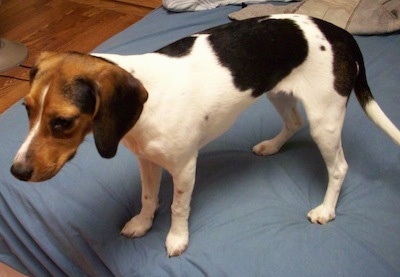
{"left": 121, "top": 214, "right": 153, "bottom": 238}
{"left": 252, "top": 140, "right": 281, "bottom": 156}
{"left": 307, "top": 204, "right": 335, "bottom": 224}
{"left": 166, "top": 230, "right": 189, "bottom": 257}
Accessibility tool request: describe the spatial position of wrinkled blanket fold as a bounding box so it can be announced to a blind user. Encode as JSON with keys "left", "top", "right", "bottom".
{"left": 229, "top": 0, "right": 400, "bottom": 34}
{"left": 162, "top": 0, "right": 296, "bottom": 12}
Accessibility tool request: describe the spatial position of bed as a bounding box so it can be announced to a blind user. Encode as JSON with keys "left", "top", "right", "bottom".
{"left": 1, "top": 3, "right": 400, "bottom": 276}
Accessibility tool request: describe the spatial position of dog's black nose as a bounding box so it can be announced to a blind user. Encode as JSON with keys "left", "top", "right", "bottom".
{"left": 10, "top": 163, "right": 33, "bottom": 181}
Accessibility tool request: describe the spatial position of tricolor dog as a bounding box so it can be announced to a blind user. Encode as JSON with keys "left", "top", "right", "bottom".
{"left": 11, "top": 14, "right": 400, "bottom": 256}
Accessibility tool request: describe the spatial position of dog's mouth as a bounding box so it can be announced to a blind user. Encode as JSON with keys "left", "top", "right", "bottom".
{"left": 67, "top": 152, "right": 76, "bottom": 162}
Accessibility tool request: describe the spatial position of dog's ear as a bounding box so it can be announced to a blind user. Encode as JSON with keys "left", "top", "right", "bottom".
{"left": 92, "top": 66, "right": 148, "bottom": 158}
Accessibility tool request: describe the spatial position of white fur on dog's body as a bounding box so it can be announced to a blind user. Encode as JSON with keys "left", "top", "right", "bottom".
{"left": 96, "top": 43, "right": 256, "bottom": 161}
{"left": 95, "top": 40, "right": 260, "bottom": 254}
{"left": 12, "top": 14, "right": 400, "bottom": 257}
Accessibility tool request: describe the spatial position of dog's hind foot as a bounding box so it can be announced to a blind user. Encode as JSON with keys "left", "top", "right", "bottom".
{"left": 307, "top": 204, "right": 336, "bottom": 224}
{"left": 252, "top": 120, "right": 303, "bottom": 156}
{"left": 121, "top": 214, "right": 153, "bottom": 238}
{"left": 252, "top": 139, "right": 283, "bottom": 156}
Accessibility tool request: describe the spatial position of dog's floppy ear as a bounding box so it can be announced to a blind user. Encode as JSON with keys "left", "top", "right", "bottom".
{"left": 92, "top": 65, "right": 148, "bottom": 158}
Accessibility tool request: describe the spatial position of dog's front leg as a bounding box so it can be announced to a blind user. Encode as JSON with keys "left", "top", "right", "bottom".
{"left": 121, "top": 158, "right": 162, "bottom": 237}
{"left": 166, "top": 155, "right": 197, "bottom": 257}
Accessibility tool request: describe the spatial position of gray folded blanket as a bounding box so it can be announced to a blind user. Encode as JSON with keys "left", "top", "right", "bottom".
{"left": 229, "top": 0, "right": 400, "bottom": 35}
{"left": 162, "top": 0, "right": 296, "bottom": 12}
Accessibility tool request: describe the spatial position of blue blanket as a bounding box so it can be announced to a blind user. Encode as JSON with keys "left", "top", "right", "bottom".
{"left": 1, "top": 5, "right": 400, "bottom": 276}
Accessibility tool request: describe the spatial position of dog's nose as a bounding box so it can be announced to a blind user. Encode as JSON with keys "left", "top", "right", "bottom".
{"left": 10, "top": 163, "right": 33, "bottom": 181}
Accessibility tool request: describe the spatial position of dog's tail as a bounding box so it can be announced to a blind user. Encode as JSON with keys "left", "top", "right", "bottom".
{"left": 353, "top": 56, "right": 400, "bottom": 145}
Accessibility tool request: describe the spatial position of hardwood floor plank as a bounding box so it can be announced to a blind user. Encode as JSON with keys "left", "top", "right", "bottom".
{"left": 0, "top": 0, "right": 160, "bottom": 114}
{"left": 71, "top": 0, "right": 155, "bottom": 16}
{"left": 116, "top": 0, "right": 161, "bottom": 9}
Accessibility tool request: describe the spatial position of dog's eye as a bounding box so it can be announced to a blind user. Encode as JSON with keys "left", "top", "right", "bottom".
{"left": 51, "top": 117, "right": 75, "bottom": 132}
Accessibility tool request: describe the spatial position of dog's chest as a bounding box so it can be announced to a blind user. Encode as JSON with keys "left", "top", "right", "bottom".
{"left": 119, "top": 49, "right": 257, "bottom": 161}
{"left": 131, "top": 41, "right": 256, "bottom": 121}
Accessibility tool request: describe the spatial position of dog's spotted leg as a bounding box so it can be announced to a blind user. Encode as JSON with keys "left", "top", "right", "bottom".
{"left": 253, "top": 92, "right": 304, "bottom": 156}
{"left": 166, "top": 155, "right": 197, "bottom": 257}
{"left": 303, "top": 95, "right": 348, "bottom": 224}
{"left": 121, "top": 158, "right": 162, "bottom": 237}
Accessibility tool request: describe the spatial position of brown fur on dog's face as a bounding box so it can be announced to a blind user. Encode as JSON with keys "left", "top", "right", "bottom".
{"left": 11, "top": 52, "right": 148, "bottom": 182}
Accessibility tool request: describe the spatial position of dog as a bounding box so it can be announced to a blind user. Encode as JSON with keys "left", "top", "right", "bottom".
{"left": 11, "top": 14, "right": 400, "bottom": 256}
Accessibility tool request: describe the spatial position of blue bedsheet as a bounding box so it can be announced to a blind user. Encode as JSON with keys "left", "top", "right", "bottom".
{"left": 1, "top": 5, "right": 400, "bottom": 276}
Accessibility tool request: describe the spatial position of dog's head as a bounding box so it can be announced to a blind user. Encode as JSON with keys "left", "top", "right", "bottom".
{"left": 10, "top": 51, "right": 148, "bottom": 182}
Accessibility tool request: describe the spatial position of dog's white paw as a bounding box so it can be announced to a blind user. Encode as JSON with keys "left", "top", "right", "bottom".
{"left": 121, "top": 214, "right": 153, "bottom": 238}
{"left": 307, "top": 204, "right": 335, "bottom": 224}
{"left": 252, "top": 140, "right": 281, "bottom": 156}
{"left": 166, "top": 229, "right": 189, "bottom": 257}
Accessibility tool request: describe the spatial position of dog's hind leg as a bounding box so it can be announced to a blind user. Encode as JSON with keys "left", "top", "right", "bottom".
{"left": 253, "top": 92, "right": 304, "bottom": 156}
{"left": 302, "top": 93, "right": 349, "bottom": 224}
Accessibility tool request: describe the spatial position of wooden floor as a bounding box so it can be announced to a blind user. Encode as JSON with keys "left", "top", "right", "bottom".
{"left": 0, "top": 0, "right": 161, "bottom": 114}
{"left": 0, "top": 0, "right": 160, "bottom": 275}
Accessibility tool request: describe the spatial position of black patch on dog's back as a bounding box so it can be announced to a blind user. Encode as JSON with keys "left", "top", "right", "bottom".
{"left": 157, "top": 36, "right": 197, "bottom": 57}
{"left": 207, "top": 17, "right": 308, "bottom": 97}
{"left": 311, "top": 18, "right": 359, "bottom": 97}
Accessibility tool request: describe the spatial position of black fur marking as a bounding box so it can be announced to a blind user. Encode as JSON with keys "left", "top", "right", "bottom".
{"left": 93, "top": 71, "right": 147, "bottom": 159}
{"left": 61, "top": 77, "right": 97, "bottom": 115}
{"left": 207, "top": 18, "right": 308, "bottom": 97}
{"left": 320, "top": 45, "right": 326, "bottom": 51}
{"left": 157, "top": 36, "right": 197, "bottom": 57}
{"left": 312, "top": 18, "right": 359, "bottom": 98}
{"left": 107, "top": 77, "right": 142, "bottom": 140}
{"left": 29, "top": 66, "right": 38, "bottom": 83}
